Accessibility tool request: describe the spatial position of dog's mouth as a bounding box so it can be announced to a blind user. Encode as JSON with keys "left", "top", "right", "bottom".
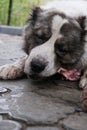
{"left": 27, "top": 67, "right": 81, "bottom": 81}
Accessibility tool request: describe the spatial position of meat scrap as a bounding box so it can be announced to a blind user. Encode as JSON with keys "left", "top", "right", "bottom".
{"left": 57, "top": 68, "right": 80, "bottom": 81}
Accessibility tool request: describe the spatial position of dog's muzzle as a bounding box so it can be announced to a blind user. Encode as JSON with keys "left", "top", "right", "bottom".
{"left": 25, "top": 57, "right": 48, "bottom": 80}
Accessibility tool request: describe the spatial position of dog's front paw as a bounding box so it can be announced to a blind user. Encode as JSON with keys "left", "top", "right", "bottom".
{"left": 79, "top": 76, "right": 87, "bottom": 89}
{"left": 0, "top": 56, "right": 27, "bottom": 80}
{"left": 0, "top": 64, "right": 24, "bottom": 80}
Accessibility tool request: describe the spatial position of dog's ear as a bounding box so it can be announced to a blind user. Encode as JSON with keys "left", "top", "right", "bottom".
{"left": 31, "top": 7, "right": 42, "bottom": 19}
{"left": 26, "top": 7, "right": 43, "bottom": 24}
{"left": 29, "top": 7, "right": 43, "bottom": 23}
{"left": 76, "top": 16, "right": 86, "bottom": 29}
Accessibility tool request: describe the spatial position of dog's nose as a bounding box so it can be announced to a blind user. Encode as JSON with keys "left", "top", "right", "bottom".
{"left": 31, "top": 60, "right": 46, "bottom": 73}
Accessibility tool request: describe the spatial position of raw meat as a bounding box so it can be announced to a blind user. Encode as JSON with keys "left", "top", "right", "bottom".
{"left": 58, "top": 68, "right": 80, "bottom": 81}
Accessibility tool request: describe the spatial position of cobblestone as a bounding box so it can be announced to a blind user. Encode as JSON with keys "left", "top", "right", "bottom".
{"left": 0, "top": 120, "right": 22, "bottom": 130}
{"left": 9, "top": 92, "right": 74, "bottom": 125}
{"left": 26, "top": 127, "right": 59, "bottom": 130}
{"left": 0, "top": 34, "right": 87, "bottom": 130}
{"left": 61, "top": 113, "right": 87, "bottom": 130}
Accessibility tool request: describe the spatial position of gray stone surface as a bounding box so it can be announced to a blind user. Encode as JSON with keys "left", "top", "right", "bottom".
{"left": 0, "top": 120, "right": 22, "bottom": 130}
{"left": 0, "top": 34, "right": 87, "bottom": 130}
{"left": 0, "top": 80, "right": 74, "bottom": 125}
{"left": 26, "top": 127, "right": 59, "bottom": 130}
{"left": 8, "top": 92, "right": 74, "bottom": 124}
{"left": 0, "top": 34, "right": 25, "bottom": 64}
{"left": 61, "top": 113, "right": 87, "bottom": 130}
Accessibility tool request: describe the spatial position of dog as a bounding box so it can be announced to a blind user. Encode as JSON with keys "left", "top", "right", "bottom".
{"left": 0, "top": 0, "right": 87, "bottom": 90}
{"left": 1, "top": 0, "right": 87, "bottom": 110}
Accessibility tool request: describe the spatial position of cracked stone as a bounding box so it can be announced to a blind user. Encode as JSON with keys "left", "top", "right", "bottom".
{"left": 8, "top": 92, "right": 74, "bottom": 125}
{"left": 61, "top": 112, "right": 87, "bottom": 130}
{"left": 26, "top": 127, "right": 59, "bottom": 130}
{"left": 35, "top": 82, "right": 81, "bottom": 105}
{"left": 0, "top": 80, "right": 75, "bottom": 125}
{"left": 0, "top": 120, "right": 22, "bottom": 130}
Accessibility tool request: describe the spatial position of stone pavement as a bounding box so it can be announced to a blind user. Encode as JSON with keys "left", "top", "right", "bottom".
{"left": 0, "top": 34, "right": 87, "bottom": 130}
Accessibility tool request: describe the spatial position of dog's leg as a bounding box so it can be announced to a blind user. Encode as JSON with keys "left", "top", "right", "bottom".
{"left": 0, "top": 56, "right": 27, "bottom": 80}
{"left": 79, "top": 68, "right": 87, "bottom": 111}
{"left": 81, "top": 87, "right": 87, "bottom": 112}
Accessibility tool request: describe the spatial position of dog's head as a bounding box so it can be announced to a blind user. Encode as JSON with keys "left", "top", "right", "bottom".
{"left": 24, "top": 7, "right": 86, "bottom": 80}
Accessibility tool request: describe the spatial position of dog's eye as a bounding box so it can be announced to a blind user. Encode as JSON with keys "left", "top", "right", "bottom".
{"left": 55, "top": 44, "right": 68, "bottom": 56}
{"left": 34, "top": 27, "right": 52, "bottom": 41}
{"left": 37, "top": 34, "right": 46, "bottom": 40}
{"left": 36, "top": 33, "right": 50, "bottom": 41}
{"left": 60, "top": 23, "right": 72, "bottom": 34}
{"left": 58, "top": 44, "right": 66, "bottom": 52}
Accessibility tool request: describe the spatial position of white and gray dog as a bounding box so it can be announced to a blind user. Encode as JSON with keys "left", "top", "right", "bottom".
{"left": 0, "top": 0, "right": 87, "bottom": 89}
